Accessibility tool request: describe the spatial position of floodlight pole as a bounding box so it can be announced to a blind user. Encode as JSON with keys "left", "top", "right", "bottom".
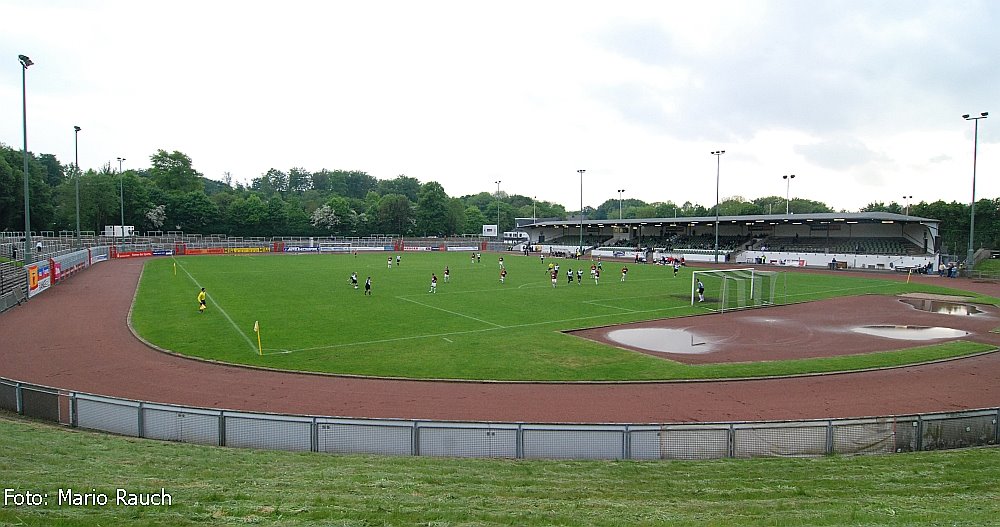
{"left": 117, "top": 157, "right": 126, "bottom": 253}
{"left": 577, "top": 169, "right": 585, "bottom": 255}
{"left": 20, "top": 54, "right": 33, "bottom": 267}
{"left": 962, "top": 112, "right": 988, "bottom": 270}
{"left": 783, "top": 174, "right": 795, "bottom": 215}
{"left": 711, "top": 151, "right": 724, "bottom": 263}
{"left": 617, "top": 189, "right": 625, "bottom": 220}
{"left": 74, "top": 125, "right": 81, "bottom": 248}
{"left": 902, "top": 195, "right": 912, "bottom": 217}
{"left": 495, "top": 180, "right": 501, "bottom": 239}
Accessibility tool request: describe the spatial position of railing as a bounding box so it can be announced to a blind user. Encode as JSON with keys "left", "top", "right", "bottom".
{"left": 1, "top": 377, "right": 996, "bottom": 460}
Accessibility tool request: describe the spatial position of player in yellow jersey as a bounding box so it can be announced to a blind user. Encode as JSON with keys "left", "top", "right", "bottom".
{"left": 197, "top": 287, "right": 207, "bottom": 313}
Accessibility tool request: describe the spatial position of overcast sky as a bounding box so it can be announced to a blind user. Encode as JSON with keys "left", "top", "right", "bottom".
{"left": 2, "top": 0, "right": 997, "bottom": 213}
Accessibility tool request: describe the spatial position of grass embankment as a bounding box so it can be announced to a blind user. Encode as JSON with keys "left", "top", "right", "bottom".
{"left": 1, "top": 414, "right": 998, "bottom": 526}
{"left": 129, "top": 253, "right": 999, "bottom": 381}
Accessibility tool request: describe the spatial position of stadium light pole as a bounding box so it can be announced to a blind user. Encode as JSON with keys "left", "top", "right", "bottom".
{"left": 19, "top": 54, "right": 33, "bottom": 267}
{"left": 577, "top": 169, "right": 585, "bottom": 255}
{"left": 783, "top": 174, "right": 795, "bottom": 215}
{"left": 617, "top": 189, "right": 625, "bottom": 220}
{"left": 963, "top": 112, "right": 988, "bottom": 269}
{"left": 495, "top": 180, "right": 501, "bottom": 238}
{"left": 117, "top": 157, "right": 126, "bottom": 252}
{"left": 532, "top": 196, "right": 536, "bottom": 224}
{"left": 74, "top": 125, "right": 81, "bottom": 248}
{"left": 902, "top": 195, "right": 913, "bottom": 217}
{"left": 711, "top": 151, "right": 724, "bottom": 263}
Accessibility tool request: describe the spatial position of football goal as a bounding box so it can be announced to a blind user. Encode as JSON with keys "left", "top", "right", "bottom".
{"left": 691, "top": 268, "right": 779, "bottom": 312}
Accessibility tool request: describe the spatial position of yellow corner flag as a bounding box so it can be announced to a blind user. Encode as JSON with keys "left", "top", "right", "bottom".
{"left": 254, "top": 320, "right": 262, "bottom": 356}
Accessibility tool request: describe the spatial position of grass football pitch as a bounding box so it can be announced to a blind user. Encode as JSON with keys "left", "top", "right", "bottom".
{"left": 130, "top": 252, "right": 996, "bottom": 381}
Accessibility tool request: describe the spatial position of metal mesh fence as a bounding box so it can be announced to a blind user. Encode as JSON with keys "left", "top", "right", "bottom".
{"left": 2, "top": 377, "right": 997, "bottom": 460}
{"left": 317, "top": 419, "right": 413, "bottom": 455}
{"left": 143, "top": 404, "right": 220, "bottom": 446}
{"left": 224, "top": 413, "right": 312, "bottom": 451}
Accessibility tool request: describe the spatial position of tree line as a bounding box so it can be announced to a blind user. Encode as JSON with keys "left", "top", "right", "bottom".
{"left": 0, "top": 143, "right": 996, "bottom": 254}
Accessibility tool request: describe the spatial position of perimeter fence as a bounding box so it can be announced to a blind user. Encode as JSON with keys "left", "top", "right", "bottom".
{"left": 1, "top": 377, "right": 996, "bottom": 460}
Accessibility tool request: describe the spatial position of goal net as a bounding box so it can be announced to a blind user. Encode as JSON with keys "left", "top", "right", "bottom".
{"left": 691, "top": 268, "right": 779, "bottom": 312}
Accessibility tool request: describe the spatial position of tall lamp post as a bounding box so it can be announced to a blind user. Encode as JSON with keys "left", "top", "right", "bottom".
{"left": 711, "top": 151, "right": 724, "bottom": 263}
{"left": 617, "top": 189, "right": 625, "bottom": 220}
{"left": 494, "top": 180, "right": 501, "bottom": 239}
{"left": 783, "top": 174, "right": 796, "bottom": 215}
{"left": 74, "top": 126, "right": 81, "bottom": 248}
{"left": 117, "top": 157, "right": 126, "bottom": 252}
{"left": 902, "top": 195, "right": 913, "bottom": 217}
{"left": 19, "top": 54, "right": 34, "bottom": 267}
{"left": 577, "top": 169, "right": 585, "bottom": 255}
{"left": 963, "top": 112, "right": 988, "bottom": 269}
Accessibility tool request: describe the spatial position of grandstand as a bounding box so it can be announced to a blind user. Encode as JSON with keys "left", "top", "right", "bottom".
{"left": 523, "top": 212, "right": 941, "bottom": 270}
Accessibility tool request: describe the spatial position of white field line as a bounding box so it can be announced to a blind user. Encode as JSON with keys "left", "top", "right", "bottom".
{"left": 173, "top": 258, "right": 258, "bottom": 353}
{"left": 262, "top": 273, "right": 898, "bottom": 355}
{"left": 583, "top": 299, "right": 638, "bottom": 313}
{"left": 396, "top": 296, "right": 505, "bottom": 328}
{"left": 268, "top": 301, "right": 700, "bottom": 355}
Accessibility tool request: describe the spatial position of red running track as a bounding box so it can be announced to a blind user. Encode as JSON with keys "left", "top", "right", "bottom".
{"left": 1, "top": 258, "right": 998, "bottom": 424}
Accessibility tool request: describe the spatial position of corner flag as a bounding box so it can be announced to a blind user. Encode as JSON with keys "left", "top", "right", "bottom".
{"left": 253, "top": 320, "right": 262, "bottom": 356}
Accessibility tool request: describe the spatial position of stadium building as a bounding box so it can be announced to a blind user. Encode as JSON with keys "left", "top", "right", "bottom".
{"left": 520, "top": 212, "right": 942, "bottom": 272}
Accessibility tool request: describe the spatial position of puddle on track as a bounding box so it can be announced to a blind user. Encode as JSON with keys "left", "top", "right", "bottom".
{"left": 606, "top": 328, "right": 714, "bottom": 354}
{"left": 899, "top": 298, "right": 982, "bottom": 316}
{"left": 850, "top": 325, "right": 969, "bottom": 340}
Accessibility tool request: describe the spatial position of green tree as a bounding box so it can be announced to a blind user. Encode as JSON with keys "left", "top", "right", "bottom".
{"left": 38, "top": 153, "right": 65, "bottom": 188}
{"left": 167, "top": 191, "right": 219, "bottom": 232}
{"left": 287, "top": 167, "right": 312, "bottom": 194}
{"left": 379, "top": 175, "right": 422, "bottom": 202}
{"left": 226, "top": 194, "right": 268, "bottom": 235}
{"left": 378, "top": 194, "right": 413, "bottom": 235}
{"left": 463, "top": 206, "right": 487, "bottom": 234}
{"left": 149, "top": 150, "right": 204, "bottom": 193}
{"left": 415, "top": 182, "right": 450, "bottom": 235}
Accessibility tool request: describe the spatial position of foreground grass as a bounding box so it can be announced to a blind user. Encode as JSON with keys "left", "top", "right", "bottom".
{"left": 1, "top": 414, "right": 997, "bottom": 526}
{"left": 130, "top": 253, "right": 1000, "bottom": 380}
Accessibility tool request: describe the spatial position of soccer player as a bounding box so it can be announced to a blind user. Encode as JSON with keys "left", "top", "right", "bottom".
{"left": 197, "top": 287, "right": 207, "bottom": 313}
{"left": 621, "top": 265, "right": 628, "bottom": 282}
{"left": 567, "top": 268, "right": 574, "bottom": 284}
{"left": 594, "top": 268, "right": 600, "bottom": 285}
{"left": 351, "top": 272, "right": 358, "bottom": 289}
{"left": 576, "top": 269, "right": 583, "bottom": 284}
{"left": 673, "top": 261, "right": 680, "bottom": 277}
{"left": 444, "top": 266, "right": 450, "bottom": 283}
{"left": 499, "top": 268, "right": 507, "bottom": 284}
{"left": 396, "top": 255, "right": 401, "bottom": 266}
{"left": 498, "top": 256, "right": 505, "bottom": 269}
{"left": 387, "top": 257, "right": 393, "bottom": 269}
{"left": 697, "top": 279, "right": 705, "bottom": 302}
{"left": 551, "top": 269, "right": 558, "bottom": 288}
{"left": 365, "top": 276, "right": 372, "bottom": 296}
{"left": 429, "top": 274, "right": 438, "bottom": 293}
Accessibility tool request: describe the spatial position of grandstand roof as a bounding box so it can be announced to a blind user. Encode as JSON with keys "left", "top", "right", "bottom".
{"left": 524, "top": 212, "right": 938, "bottom": 229}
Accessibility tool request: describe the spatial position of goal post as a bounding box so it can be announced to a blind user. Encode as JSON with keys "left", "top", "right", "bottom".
{"left": 691, "top": 268, "right": 779, "bottom": 312}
